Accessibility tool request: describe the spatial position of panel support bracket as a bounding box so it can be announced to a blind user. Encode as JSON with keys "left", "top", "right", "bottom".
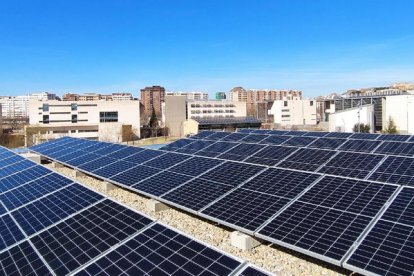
{"left": 230, "top": 231, "right": 261, "bottom": 250}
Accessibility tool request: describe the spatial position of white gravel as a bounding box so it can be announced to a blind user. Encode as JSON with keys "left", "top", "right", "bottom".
{"left": 47, "top": 164, "right": 347, "bottom": 276}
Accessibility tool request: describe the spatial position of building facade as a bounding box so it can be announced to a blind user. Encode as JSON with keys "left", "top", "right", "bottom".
{"left": 62, "top": 93, "right": 133, "bottom": 101}
{"left": 269, "top": 99, "right": 317, "bottom": 126}
{"left": 0, "top": 92, "right": 57, "bottom": 118}
{"left": 27, "top": 100, "right": 140, "bottom": 143}
{"left": 329, "top": 104, "right": 375, "bottom": 133}
{"left": 140, "top": 86, "right": 165, "bottom": 124}
{"left": 166, "top": 91, "right": 208, "bottom": 101}
{"left": 187, "top": 100, "right": 246, "bottom": 120}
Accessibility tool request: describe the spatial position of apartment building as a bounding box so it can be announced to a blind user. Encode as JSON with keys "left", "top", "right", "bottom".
{"left": 26, "top": 100, "right": 140, "bottom": 144}
{"left": 166, "top": 91, "right": 208, "bottom": 101}
{"left": 140, "top": 86, "right": 165, "bottom": 123}
{"left": 187, "top": 100, "right": 246, "bottom": 120}
{"left": 62, "top": 93, "right": 133, "bottom": 101}
{"left": 0, "top": 92, "right": 57, "bottom": 117}
{"left": 229, "top": 87, "right": 302, "bottom": 102}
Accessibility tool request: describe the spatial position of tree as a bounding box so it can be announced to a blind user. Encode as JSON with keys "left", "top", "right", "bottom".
{"left": 353, "top": 123, "right": 370, "bottom": 133}
{"left": 383, "top": 117, "right": 398, "bottom": 134}
{"left": 148, "top": 105, "right": 158, "bottom": 128}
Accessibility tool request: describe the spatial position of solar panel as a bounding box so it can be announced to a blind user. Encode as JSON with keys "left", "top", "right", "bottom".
{"left": 380, "top": 187, "right": 414, "bottom": 226}
{"left": 92, "top": 160, "right": 137, "bottom": 179}
{"left": 278, "top": 148, "right": 334, "bottom": 172}
{"left": 284, "top": 131, "right": 307, "bottom": 136}
{"left": 30, "top": 199, "right": 153, "bottom": 275}
{"left": 239, "top": 134, "right": 269, "bottom": 143}
{"left": 266, "top": 130, "right": 289, "bottom": 135}
{"left": 132, "top": 171, "right": 194, "bottom": 197}
{"left": 201, "top": 188, "right": 291, "bottom": 232}
{"left": 257, "top": 201, "right": 372, "bottom": 264}
{"left": 190, "top": 130, "right": 215, "bottom": 139}
{"left": 77, "top": 223, "right": 243, "bottom": 276}
{"left": 0, "top": 241, "right": 51, "bottom": 276}
{"left": 160, "top": 139, "right": 196, "bottom": 152}
{"left": 377, "top": 134, "right": 410, "bottom": 142}
{"left": 203, "top": 132, "right": 231, "bottom": 141}
{"left": 123, "top": 149, "right": 165, "bottom": 165}
{"left": 368, "top": 156, "right": 414, "bottom": 186}
{"left": 409, "top": 135, "right": 414, "bottom": 142}
{"left": 65, "top": 152, "right": 102, "bottom": 167}
{"left": 349, "top": 133, "right": 380, "bottom": 140}
{"left": 241, "top": 168, "right": 321, "bottom": 198}
{"left": 298, "top": 176, "right": 398, "bottom": 217}
{"left": 217, "top": 144, "right": 266, "bottom": 161}
{"left": 109, "top": 165, "right": 161, "bottom": 187}
{"left": 302, "top": 131, "right": 328, "bottom": 137}
{"left": 0, "top": 165, "right": 51, "bottom": 193}
{"left": 0, "top": 203, "right": 6, "bottom": 216}
{"left": 238, "top": 129, "right": 255, "bottom": 133}
{"left": 194, "top": 141, "right": 239, "bottom": 158}
{"left": 91, "top": 143, "right": 127, "bottom": 156}
{"left": 317, "top": 152, "right": 385, "bottom": 179}
{"left": 338, "top": 139, "right": 382, "bottom": 153}
{"left": 175, "top": 140, "right": 216, "bottom": 154}
{"left": 105, "top": 146, "right": 145, "bottom": 159}
{"left": 259, "top": 135, "right": 291, "bottom": 145}
{"left": 200, "top": 162, "right": 265, "bottom": 186}
{"left": 12, "top": 184, "right": 104, "bottom": 236}
{"left": 324, "top": 132, "right": 353, "bottom": 138}
{"left": 282, "top": 136, "right": 316, "bottom": 147}
{"left": 168, "top": 156, "right": 223, "bottom": 177}
{"left": 374, "top": 141, "right": 414, "bottom": 157}
{"left": 239, "top": 265, "right": 273, "bottom": 276}
{"left": 220, "top": 132, "right": 248, "bottom": 142}
{"left": 144, "top": 152, "right": 190, "bottom": 169}
{"left": 0, "top": 215, "right": 25, "bottom": 251}
{"left": 0, "top": 160, "right": 36, "bottom": 179}
{"left": 0, "top": 173, "right": 73, "bottom": 211}
{"left": 78, "top": 156, "right": 118, "bottom": 172}
{"left": 161, "top": 178, "right": 234, "bottom": 212}
{"left": 244, "top": 145, "right": 298, "bottom": 166}
{"left": 307, "top": 137, "right": 346, "bottom": 150}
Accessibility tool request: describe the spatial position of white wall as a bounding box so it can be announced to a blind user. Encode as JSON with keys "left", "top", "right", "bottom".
{"left": 329, "top": 104, "right": 374, "bottom": 133}
{"left": 383, "top": 95, "right": 414, "bottom": 134}
{"left": 187, "top": 100, "right": 246, "bottom": 119}
{"left": 269, "top": 99, "right": 317, "bottom": 126}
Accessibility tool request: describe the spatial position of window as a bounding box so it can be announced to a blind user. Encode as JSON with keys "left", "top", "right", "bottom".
{"left": 42, "top": 104, "right": 49, "bottom": 112}
{"left": 310, "top": 101, "right": 314, "bottom": 106}
{"left": 72, "top": 114, "right": 78, "bottom": 123}
{"left": 100, "top": 111, "right": 118, "bottom": 122}
{"left": 284, "top": 101, "right": 288, "bottom": 107}
{"left": 71, "top": 103, "right": 78, "bottom": 111}
{"left": 43, "top": 115, "right": 49, "bottom": 124}
{"left": 282, "top": 115, "right": 290, "bottom": 118}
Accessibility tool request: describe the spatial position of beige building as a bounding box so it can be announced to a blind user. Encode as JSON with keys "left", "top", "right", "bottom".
{"left": 269, "top": 99, "right": 317, "bottom": 126}
{"left": 166, "top": 91, "right": 209, "bottom": 101}
{"left": 140, "top": 86, "right": 165, "bottom": 124}
{"left": 26, "top": 100, "right": 140, "bottom": 144}
{"left": 187, "top": 100, "right": 246, "bottom": 120}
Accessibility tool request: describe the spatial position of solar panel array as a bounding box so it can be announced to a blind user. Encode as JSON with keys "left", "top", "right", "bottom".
{"left": 30, "top": 130, "right": 414, "bottom": 276}
{"left": 0, "top": 146, "right": 269, "bottom": 275}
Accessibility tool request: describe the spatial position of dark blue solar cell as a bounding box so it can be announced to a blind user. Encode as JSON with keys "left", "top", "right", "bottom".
{"left": 201, "top": 161, "right": 265, "bottom": 186}
{"left": 0, "top": 173, "right": 73, "bottom": 211}
{"left": 0, "top": 203, "right": 6, "bottom": 216}
{"left": 242, "top": 168, "right": 320, "bottom": 198}
{"left": 105, "top": 146, "right": 145, "bottom": 159}
{"left": 239, "top": 134, "right": 269, "bottom": 143}
{"left": 0, "top": 165, "right": 51, "bottom": 193}
{"left": 244, "top": 145, "right": 298, "bottom": 166}
{"left": 368, "top": 156, "right": 414, "bottom": 186}
{"left": 160, "top": 139, "right": 195, "bottom": 151}
{"left": 282, "top": 136, "right": 316, "bottom": 147}
{"left": 303, "top": 132, "right": 329, "bottom": 137}
{"left": 92, "top": 143, "right": 127, "bottom": 156}
{"left": 109, "top": 165, "right": 161, "bottom": 187}
{"left": 78, "top": 156, "right": 118, "bottom": 172}
{"left": 57, "top": 150, "right": 89, "bottom": 163}
{"left": 238, "top": 129, "right": 255, "bottom": 133}
{"left": 374, "top": 141, "right": 414, "bottom": 157}
{"left": 259, "top": 135, "right": 291, "bottom": 145}
{"left": 168, "top": 156, "right": 223, "bottom": 177}
{"left": 258, "top": 202, "right": 372, "bottom": 262}
{"left": 380, "top": 187, "right": 414, "bottom": 226}
{"left": 324, "top": 132, "right": 353, "bottom": 138}
{"left": 217, "top": 143, "right": 266, "bottom": 161}
{"left": 0, "top": 215, "right": 25, "bottom": 251}
{"left": 349, "top": 133, "right": 380, "bottom": 140}
{"left": 267, "top": 130, "right": 289, "bottom": 135}
{"left": 0, "top": 241, "right": 51, "bottom": 276}
{"left": 377, "top": 134, "right": 410, "bottom": 142}
{"left": 345, "top": 220, "right": 414, "bottom": 276}
{"left": 318, "top": 152, "right": 384, "bottom": 179}
{"left": 31, "top": 199, "right": 153, "bottom": 276}
{"left": 299, "top": 176, "right": 397, "bottom": 217}
{"left": 239, "top": 266, "right": 271, "bottom": 276}
{"left": 92, "top": 160, "right": 138, "bottom": 179}
{"left": 13, "top": 184, "right": 104, "bottom": 235}
{"left": 81, "top": 142, "right": 113, "bottom": 152}
{"left": 65, "top": 153, "right": 102, "bottom": 167}
{"left": 252, "top": 129, "right": 270, "bottom": 134}
{"left": 284, "top": 131, "right": 307, "bottom": 136}
{"left": 190, "top": 131, "right": 215, "bottom": 139}
{"left": 307, "top": 137, "right": 346, "bottom": 150}
{"left": 132, "top": 171, "right": 194, "bottom": 197}
{"left": 175, "top": 140, "right": 216, "bottom": 154}
{"left": 195, "top": 141, "right": 239, "bottom": 158}
{"left": 77, "top": 223, "right": 242, "bottom": 276}
{"left": 123, "top": 149, "right": 164, "bottom": 165}
{"left": 338, "top": 139, "right": 382, "bottom": 153}
{"left": 0, "top": 160, "right": 36, "bottom": 179}
{"left": 161, "top": 179, "right": 234, "bottom": 211}
{"left": 0, "top": 155, "right": 25, "bottom": 168}
{"left": 409, "top": 136, "right": 414, "bottom": 143}
{"left": 203, "top": 132, "right": 231, "bottom": 141}
{"left": 144, "top": 152, "right": 190, "bottom": 169}
{"left": 220, "top": 133, "right": 248, "bottom": 142}
{"left": 278, "top": 148, "right": 334, "bottom": 172}
{"left": 201, "top": 188, "right": 291, "bottom": 231}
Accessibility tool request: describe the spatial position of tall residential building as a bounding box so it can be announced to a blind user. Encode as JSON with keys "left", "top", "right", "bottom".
{"left": 229, "top": 87, "right": 302, "bottom": 102}
{"left": 0, "top": 92, "right": 57, "bottom": 117}
{"left": 166, "top": 91, "right": 208, "bottom": 101}
{"left": 140, "top": 86, "right": 165, "bottom": 123}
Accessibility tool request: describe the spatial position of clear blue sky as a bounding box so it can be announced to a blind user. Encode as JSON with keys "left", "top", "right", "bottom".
{"left": 1, "top": 0, "right": 413, "bottom": 98}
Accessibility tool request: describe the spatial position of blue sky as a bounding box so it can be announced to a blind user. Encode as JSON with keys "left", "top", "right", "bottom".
{"left": 1, "top": 0, "right": 413, "bottom": 98}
